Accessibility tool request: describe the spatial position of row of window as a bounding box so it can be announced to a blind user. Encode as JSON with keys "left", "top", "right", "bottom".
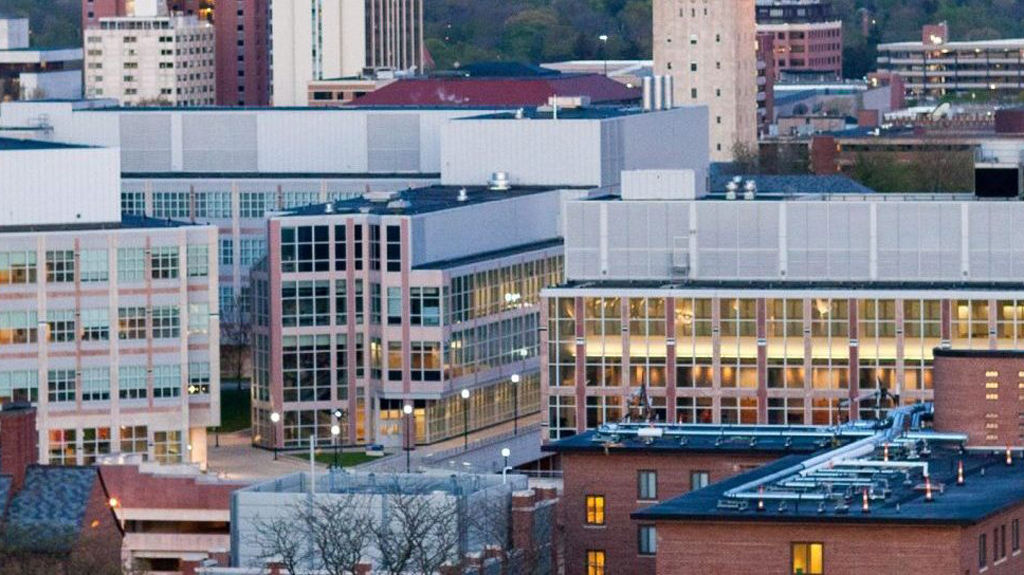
{"left": 49, "top": 426, "right": 183, "bottom": 465}
{"left": 122, "top": 191, "right": 361, "bottom": 219}
{"left": 280, "top": 224, "right": 402, "bottom": 274}
{"left": 0, "top": 363, "right": 210, "bottom": 404}
{"left": 0, "top": 246, "right": 209, "bottom": 285}
{"left": 979, "top": 518, "right": 1021, "bottom": 569}
{"left": 0, "top": 305, "right": 209, "bottom": 346}
{"left": 584, "top": 541, "right": 822, "bottom": 574}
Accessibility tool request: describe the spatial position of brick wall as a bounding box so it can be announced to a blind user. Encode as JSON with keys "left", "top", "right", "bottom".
{"left": 934, "top": 351, "right": 1024, "bottom": 448}
{"left": 561, "top": 450, "right": 779, "bottom": 575}
{"left": 0, "top": 405, "right": 37, "bottom": 492}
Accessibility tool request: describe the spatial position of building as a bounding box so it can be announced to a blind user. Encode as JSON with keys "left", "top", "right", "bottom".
{"left": 308, "top": 74, "right": 394, "bottom": 107}
{"left": 630, "top": 400, "right": 1024, "bottom": 575}
{"left": 350, "top": 73, "right": 641, "bottom": 108}
{"left": 756, "top": 32, "right": 776, "bottom": 135}
{"left": 367, "top": 0, "right": 425, "bottom": 73}
{"left": 653, "top": 0, "right": 758, "bottom": 161}
{"left": 81, "top": 0, "right": 211, "bottom": 29}
{"left": 932, "top": 348, "right": 1024, "bottom": 449}
{"left": 755, "top": 0, "right": 843, "bottom": 79}
{"left": 271, "top": 0, "right": 365, "bottom": 107}
{"left": 215, "top": 0, "right": 269, "bottom": 106}
{"left": 541, "top": 168, "right": 1024, "bottom": 441}
{"left": 541, "top": 60, "right": 653, "bottom": 89}
{"left": 0, "top": 137, "right": 220, "bottom": 467}
{"left": 0, "top": 18, "right": 82, "bottom": 101}
{"left": 84, "top": 0, "right": 216, "bottom": 106}
{"left": 230, "top": 470, "right": 556, "bottom": 573}
{"left": 877, "top": 23, "right": 1024, "bottom": 100}
{"left": 544, "top": 423, "right": 860, "bottom": 575}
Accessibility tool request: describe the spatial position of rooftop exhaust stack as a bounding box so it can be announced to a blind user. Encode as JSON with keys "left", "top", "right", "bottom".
{"left": 744, "top": 180, "right": 757, "bottom": 200}
{"left": 457, "top": 188, "right": 469, "bottom": 202}
{"left": 664, "top": 75, "right": 674, "bottom": 109}
{"left": 488, "top": 172, "right": 511, "bottom": 191}
{"left": 643, "top": 77, "right": 653, "bottom": 111}
{"left": 653, "top": 75, "right": 664, "bottom": 112}
{"left": 725, "top": 180, "right": 739, "bottom": 200}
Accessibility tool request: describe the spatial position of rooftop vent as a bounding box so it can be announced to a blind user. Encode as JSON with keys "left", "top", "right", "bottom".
{"left": 363, "top": 190, "right": 400, "bottom": 203}
{"left": 387, "top": 199, "right": 412, "bottom": 212}
{"left": 324, "top": 203, "right": 334, "bottom": 214}
{"left": 457, "top": 188, "right": 469, "bottom": 202}
{"left": 488, "top": 172, "right": 511, "bottom": 191}
{"left": 725, "top": 180, "right": 739, "bottom": 200}
{"left": 744, "top": 180, "right": 757, "bottom": 200}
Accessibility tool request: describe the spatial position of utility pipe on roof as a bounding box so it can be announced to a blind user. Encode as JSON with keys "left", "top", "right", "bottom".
{"left": 830, "top": 459, "right": 929, "bottom": 478}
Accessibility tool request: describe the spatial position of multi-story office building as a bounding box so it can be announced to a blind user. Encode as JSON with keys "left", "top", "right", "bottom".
{"left": 270, "top": 0, "right": 366, "bottom": 106}
{"left": 756, "top": 32, "right": 776, "bottom": 135}
{"left": 0, "top": 18, "right": 83, "bottom": 101}
{"left": 367, "top": 0, "right": 425, "bottom": 72}
{"left": 653, "top": 0, "right": 757, "bottom": 161}
{"left": 81, "top": 0, "right": 211, "bottom": 28}
{"left": 542, "top": 169, "right": 1024, "bottom": 441}
{"left": 84, "top": 0, "right": 216, "bottom": 106}
{"left": 756, "top": 0, "right": 843, "bottom": 79}
{"left": 877, "top": 23, "right": 1024, "bottom": 99}
{"left": 0, "top": 138, "right": 220, "bottom": 467}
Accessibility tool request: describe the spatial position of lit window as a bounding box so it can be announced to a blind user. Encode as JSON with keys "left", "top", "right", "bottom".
{"left": 586, "top": 550, "right": 605, "bottom": 575}
{"left": 792, "top": 542, "right": 823, "bottom": 575}
{"left": 987, "top": 382, "right": 1000, "bottom": 389}
{"left": 586, "top": 495, "right": 605, "bottom": 525}
{"left": 987, "top": 393, "right": 1000, "bottom": 400}
{"left": 46, "top": 250, "right": 75, "bottom": 283}
{"left": 987, "top": 371, "right": 1000, "bottom": 378}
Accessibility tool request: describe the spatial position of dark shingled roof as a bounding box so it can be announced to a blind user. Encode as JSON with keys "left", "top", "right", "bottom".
{"left": 633, "top": 447, "right": 1024, "bottom": 525}
{"left": 3, "top": 466, "right": 99, "bottom": 551}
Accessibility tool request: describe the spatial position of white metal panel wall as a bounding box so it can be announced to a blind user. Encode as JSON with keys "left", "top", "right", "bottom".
{"left": 182, "top": 113, "right": 258, "bottom": 172}
{"left": 255, "top": 110, "right": 368, "bottom": 173}
{"left": 619, "top": 106, "right": 710, "bottom": 184}
{"left": 0, "top": 147, "right": 121, "bottom": 226}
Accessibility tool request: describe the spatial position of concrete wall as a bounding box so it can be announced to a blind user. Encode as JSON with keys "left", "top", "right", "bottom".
{"left": 0, "top": 145, "right": 120, "bottom": 226}
{"left": 564, "top": 198, "right": 1024, "bottom": 282}
{"left": 18, "top": 70, "right": 83, "bottom": 100}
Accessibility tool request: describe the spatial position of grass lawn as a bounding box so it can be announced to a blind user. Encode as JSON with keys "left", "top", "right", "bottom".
{"left": 216, "top": 386, "right": 251, "bottom": 432}
{"left": 290, "top": 450, "right": 380, "bottom": 467}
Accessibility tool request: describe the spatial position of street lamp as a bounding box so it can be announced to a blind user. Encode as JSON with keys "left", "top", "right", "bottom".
{"left": 510, "top": 373, "right": 521, "bottom": 436}
{"left": 501, "top": 447, "right": 512, "bottom": 484}
{"left": 269, "top": 411, "right": 280, "bottom": 460}
{"left": 332, "top": 408, "right": 346, "bottom": 468}
{"left": 599, "top": 34, "right": 609, "bottom": 76}
{"left": 403, "top": 403, "right": 414, "bottom": 473}
{"left": 330, "top": 424, "right": 341, "bottom": 469}
{"left": 461, "top": 388, "right": 470, "bottom": 452}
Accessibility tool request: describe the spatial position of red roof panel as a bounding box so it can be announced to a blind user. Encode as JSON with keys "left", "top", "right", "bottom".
{"left": 352, "top": 74, "right": 641, "bottom": 107}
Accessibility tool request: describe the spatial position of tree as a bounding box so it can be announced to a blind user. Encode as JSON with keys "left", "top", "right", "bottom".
{"left": 372, "top": 479, "right": 462, "bottom": 575}
{"left": 220, "top": 294, "right": 252, "bottom": 391}
{"left": 730, "top": 141, "right": 760, "bottom": 175}
{"left": 247, "top": 511, "right": 309, "bottom": 575}
{"left": 298, "top": 495, "right": 376, "bottom": 575}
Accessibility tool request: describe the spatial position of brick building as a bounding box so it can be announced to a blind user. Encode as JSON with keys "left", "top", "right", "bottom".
{"left": 543, "top": 424, "right": 859, "bottom": 575}
{"left": 933, "top": 348, "right": 1024, "bottom": 449}
{"left": 756, "top": 0, "right": 844, "bottom": 79}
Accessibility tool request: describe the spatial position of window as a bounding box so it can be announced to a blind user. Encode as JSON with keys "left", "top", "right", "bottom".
{"left": 0, "top": 251, "right": 37, "bottom": 284}
{"left": 81, "top": 309, "right": 109, "bottom": 341}
{"left": 152, "top": 306, "right": 180, "bottom": 339}
{"left": 121, "top": 192, "right": 145, "bottom": 216}
{"left": 638, "top": 470, "right": 657, "bottom": 500}
{"left": 46, "top": 250, "right": 75, "bottom": 283}
{"left": 152, "top": 192, "right": 189, "bottom": 218}
{"left": 118, "top": 307, "right": 147, "bottom": 340}
{"left": 282, "top": 335, "right": 332, "bottom": 402}
{"left": 151, "top": 246, "right": 179, "bottom": 279}
{"left": 79, "top": 250, "right": 108, "bottom": 282}
{"left": 410, "top": 287, "right": 440, "bottom": 326}
{"left": 47, "top": 310, "right": 76, "bottom": 343}
{"left": 690, "top": 470, "right": 710, "bottom": 491}
{"left": 638, "top": 525, "right": 656, "bottom": 556}
{"left": 153, "top": 365, "right": 181, "bottom": 398}
{"left": 189, "top": 303, "right": 209, "bottom": 334}
{"left": 153, "top": 430, "right": 182, "bottom": 463}
{"left": 48, "top": 369, "right": 76, "bottom": 403}
{"left": 334, "top": 224, "right": 347, "bottom": 271}
{"left": 353, "top": 224, "right": 364, "bottom": 271}
{"left": 220, "top": 238, "right": 234, "bottom": 266}
{"left": 195, "top": 192, "right": 231, "bottom": 218}
{"left": 0, "top": 371, "right": 38, "bottom": 403}
{"left": 48, "top": 429, "right": 77, "bottom": 465}
{"left": 280, "top": 226, "right": 329, "bottom": 273}
{"left": 119, "top": 366, "right": 147, "bottom": 399}
{"left": 792, "top": 542, "right": 823, "bottom": 575}
{"left": 240, "top": 238, "right": 266, "bottom": 267}
{"left": 118, "top": 248, "right": 145, "bottom": 282}
{"left": 82, "top": 368, "right": 110, "bottom": 401}
{"left": 387, "top": 341, "right": 403, "bottom": 381}
{"left": 370, "top": 283, "right": 382, "bottom": 325}
{"left": 386, "top": 225, "right": 401, "bottom": 272}
{"left": 354, "top": 280, "right": 365, "bottom": 325}
{"left": 1013, "top": 519, "right": 1020, "bottom": 553}
{"left": 239, "top": 192, "right": 269, "bottom": 218}
{"left": 82, "top": 427, "right": 111, "bottom": 464}
{"left": 980, "top": 533, "right": 987, "bottom": 569}
{"left": 586, "top": 550, "right": 605, "bottom": 575}
{"left": 187, "top": 245, "right": 209, "bottom": 277}
{"left": 0, "top": 311, "right": 38, "bottom": 345}
{"left": 387, "top": 287, "right": 403, "bottom": 325}
{"left": 120, "top": 425, "right": 148, "bottom": 460}
{"left": 370, "top": 224, "right": 381, "bottom": 271}
{"left": 410, "top": 342, "right": 441, "bottom": 382}
{"left": 281, "top": 280, "right": 330, "bottom": 327}
{"left": 585, "top": 495, "right": 605, "bottom": 525}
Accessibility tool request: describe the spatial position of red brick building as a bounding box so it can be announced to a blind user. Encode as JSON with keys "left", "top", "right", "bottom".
{"left": 934, "top": 349, "right": 1024, "bottom": 449}
{"left": 544, "top": 424, "right": 859, "bottom": 575}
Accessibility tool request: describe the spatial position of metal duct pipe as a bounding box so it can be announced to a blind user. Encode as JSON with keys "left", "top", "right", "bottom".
{"left": 642, "top": 77, "right": 653, "bottom": 111}
{"left": 653, "top": 75, "right": 664, "bottom": 111}
{"left": 663, "top": 75, "right": 674, "bottom": 109}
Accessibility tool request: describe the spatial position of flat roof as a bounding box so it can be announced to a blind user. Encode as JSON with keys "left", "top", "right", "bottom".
{"left": 0, "top": 138, "right": 94, "bottom": 151}
{"left": 933, "top": 348, "right": 1024, "bottom": 359}
{"left": 880, "top": 38, "right": 1024, "bottom": 50}
{"left": 543, "top": 427, "right": 853, "bottom": 457}
{"left": 550, "top": 279, "right": 1024, "bottom": 292}
{"left": 464, "top": 106, "right": 644, "bottom": 121}
{"left": 278, "top": 184, "right": 574, "bottom": 218}
{"left": 122, "top": 172, "right": 440, "bottom": 180}
{"left": 0, "top": 214, "right": 199, "bottom": 234}
{"left": 634, "top": 447, "right": 1024, "bottom": 525}
{"left": 414, "top": 238, "right": 563, "bottom": 270}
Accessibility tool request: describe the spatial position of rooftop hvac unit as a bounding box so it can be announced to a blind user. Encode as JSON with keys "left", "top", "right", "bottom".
{"left": 363, "top": 190, "right": 400, "bottom": 203}
{"left": 488, "top": 172, "right": 511, "bottom": 191}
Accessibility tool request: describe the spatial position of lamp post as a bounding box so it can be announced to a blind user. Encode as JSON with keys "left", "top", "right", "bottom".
{"left": 510, "top": 373, "right": 520, "bottom": 436}
{"left": 330, "top": 424, "right": 341, "bottom": 469}
{"left": 599, "top": 34, "right": 609, "bottom": 76}
{"left": 332, "top": 408, "right": 346, "bottom": 468}
{"left": 269, "top": 411, "right": 280, "bottom": 460}
{"left": 403, "top": 403, "right": 414, "bottom": 473}
{"left": 501, "top": 447, "right": 512, "bottom": 484}
{"left": 461, "top": 388, "right": 470, "bottom": 451}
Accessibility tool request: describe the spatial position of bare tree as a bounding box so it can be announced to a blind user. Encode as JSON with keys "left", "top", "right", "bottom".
{"left": 298, "top": 495, "right": 376, "bottom": 575}
{"left": 373, "top": 479, "right": 464, "bottom": 575}
{"left": 462, "top": 492, "right": 516, "bottom": 574}
{"left": 220, "top": 294, "right": 252, "bottom": 391}
{"left": 247, "top": 512, "right": 309, "bottom": 575}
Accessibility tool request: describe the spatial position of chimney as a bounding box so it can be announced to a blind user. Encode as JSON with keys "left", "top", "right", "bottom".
{"left": 0, "top": 404, "right": 37, "bottom": 493}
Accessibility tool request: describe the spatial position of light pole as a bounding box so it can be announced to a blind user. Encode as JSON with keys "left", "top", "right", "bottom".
{"left": 330, "top": 424, "right": 341, "bottom": 469}
{"left": 332, "top": 408, "right": 346, "bottom": 468}
{"left": 510, "top": 373, "right": 520, "bottom": 436}
{"left": 269, "top": 411, "right": 280, "bottom": 460}
{"left": 403, "top": 403, "right": 414, "bottom": 473}
{"left": 599, "top": 34, "right": 609, "bottom": 76}
{"left": 461, "top": 388, "right": 470, "bottom": 452}
{"left": 501, "top": 447, "right": 512, "bottom": 484}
